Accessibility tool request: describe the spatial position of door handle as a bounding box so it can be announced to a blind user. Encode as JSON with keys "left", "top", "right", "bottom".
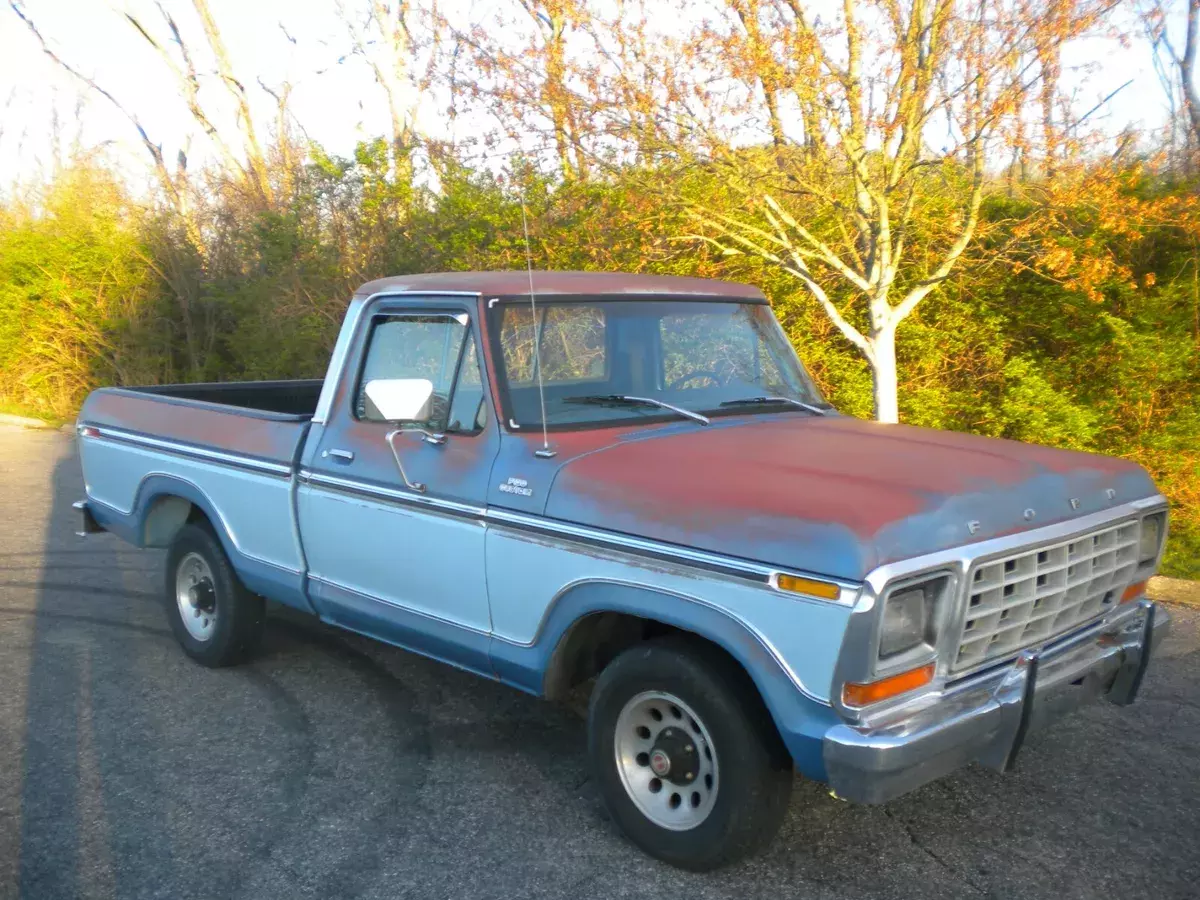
{"left": 323, "top": 448, "right": 355, "bottom": 463}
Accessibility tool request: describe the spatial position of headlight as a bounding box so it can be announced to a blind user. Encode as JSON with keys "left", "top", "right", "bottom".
{"left": 877, "top": 574, "right": 948, "bottom": 661}
{"left": 880, "top": 587, "right": 927, "bottom": 657}
{"left": 1139, "top": 512, "right": 1166, "bottom": 564}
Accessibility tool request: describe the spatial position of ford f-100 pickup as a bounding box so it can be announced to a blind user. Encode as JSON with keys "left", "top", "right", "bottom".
{"left": 75, "top": 270, "right": 1170, "bottom": 869}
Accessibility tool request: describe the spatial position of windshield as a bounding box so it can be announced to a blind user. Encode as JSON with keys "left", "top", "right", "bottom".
{"left": 489, "top": 298, "right": 827, "bottom": 429}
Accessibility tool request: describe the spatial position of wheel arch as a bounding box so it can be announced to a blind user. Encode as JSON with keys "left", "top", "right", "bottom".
{"left": 97, "top": 473, "right": 314, "bottom": 615}
{"left": 132, "top": 474, "right": 237, "bottom": 554}
{"left": 492, "top": 578, "right": 837, "bottom": 780}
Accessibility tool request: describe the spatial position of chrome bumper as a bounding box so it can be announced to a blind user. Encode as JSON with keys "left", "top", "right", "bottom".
{"left": 73, "top": 499, "right": 105, "bottom": 538}
{"left": 823, "top": 600, "right": 1167, "bottom": 804}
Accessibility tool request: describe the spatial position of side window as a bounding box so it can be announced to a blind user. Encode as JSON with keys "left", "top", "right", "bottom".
{"left": 446, "top": 338, "right": 488, "bottom": 433}
{"left": 356, "top": 314, "right": 487, "bottom": 434}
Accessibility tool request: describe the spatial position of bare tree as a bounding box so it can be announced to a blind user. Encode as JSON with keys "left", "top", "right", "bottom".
{"left": 1140, "top": 0, "right": 1200, "bottom": 160}
{"left": 121, "top": 1, "right": 277, "bottom": 205}
{"left": 8, "top": 1, "right": 198, "bottom": 232}
{"left": 681, "top": 0, "right": 1114, "bottom": 422}
{"left": 124, "top": 4, "right": 246, "bottom": 196}
{"left": 453, "top": 0, "right": 593, "bottom": 179}
{"left": 191, "top": 0, "right": 274, "bottom": 203}
{"left": 339, "top": 0, "right": 439, "bottom": 184}
{"left": 522, "top": 0, "right": 590, "bottom": 179}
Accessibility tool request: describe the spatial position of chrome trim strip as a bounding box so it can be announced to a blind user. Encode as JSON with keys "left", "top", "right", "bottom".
{"left": 302, "top": 470, "right": 487, "bottom": 519}
{"left": 238, "top": 552, "right": 304, "bottom": 578}
{"left": 299, "top": 469, "right": 859, "bottom": 599}
{"left": 307, "top": 572, "right": 492, "bottom": 637}
{"left": 312, "top": 295, "right": 364, "bottom": 425}
{"left": 488, "top": 508, "right": 859, "bottom": 600}
{"left": 486, "top": 507, "right": 778, "bottom": 582}
{"left": 364, "top": 290, "right": 485, "bottom": 297}
{"left": 80, "top": 424, "right": 293, "bottom": 477}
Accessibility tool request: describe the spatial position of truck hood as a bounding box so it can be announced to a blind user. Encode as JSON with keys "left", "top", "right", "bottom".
{"left": 542, "top": 415, "right": 1158, "bottom": 582}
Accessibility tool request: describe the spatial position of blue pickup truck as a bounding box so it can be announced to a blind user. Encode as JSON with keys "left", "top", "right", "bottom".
{"left": 75, "top": 271, "right": 1169, "bottom": 869}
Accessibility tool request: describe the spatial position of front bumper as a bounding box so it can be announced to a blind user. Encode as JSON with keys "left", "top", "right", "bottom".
{"left": 823, "top": 599, "right": 1167, "bottom": 804}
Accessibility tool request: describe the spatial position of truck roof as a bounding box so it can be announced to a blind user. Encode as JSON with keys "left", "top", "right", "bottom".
{"left": 353, "top": 270, "right": 768, "bottom": 301}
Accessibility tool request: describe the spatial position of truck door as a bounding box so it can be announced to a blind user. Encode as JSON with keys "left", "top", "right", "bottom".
{"left": 297, "top": 296, "right": 499, "bottom": 676}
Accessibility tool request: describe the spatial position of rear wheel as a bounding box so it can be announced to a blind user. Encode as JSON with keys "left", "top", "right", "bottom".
{"left": 164, "top": 523, "right": 264, "bottom": 667}
{"left": 588, "top": 638, "right": 793, "bottom": 870}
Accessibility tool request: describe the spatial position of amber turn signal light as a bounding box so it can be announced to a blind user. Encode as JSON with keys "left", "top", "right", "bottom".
{"left": 775, "top": 574, "right": 841, "bottom": 600}
{"left": 1120, "top": 580, "right": 1148, "bottom": 603}
{"left": 842, "top": 663, "right": 935, "bottom": 707}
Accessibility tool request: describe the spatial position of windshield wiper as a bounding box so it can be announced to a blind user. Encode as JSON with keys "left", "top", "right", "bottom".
{"left": 719, "top": 396, "right": 831, "bottom": 416}
{"left": 562, "top": 394, "right": 711, "bottom": 425}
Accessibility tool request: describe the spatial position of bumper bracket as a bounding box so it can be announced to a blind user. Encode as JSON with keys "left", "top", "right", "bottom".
{"left": 73, "top": 499, "right": 105, "bottom": 538}
{"left": 1001, "top": 651, "right": 1039, "bottom": 773}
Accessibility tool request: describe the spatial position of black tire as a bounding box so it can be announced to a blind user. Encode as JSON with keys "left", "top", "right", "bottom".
{"left": 164, "top": 522, "right": 265, "bottom": 667}
{"left": 588, "top": 637, "right": 793, "bottom": 870}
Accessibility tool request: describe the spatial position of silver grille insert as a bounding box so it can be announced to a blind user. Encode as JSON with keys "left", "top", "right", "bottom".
{"left": 953, "top": 520, "right": 1140, "bottom": 672}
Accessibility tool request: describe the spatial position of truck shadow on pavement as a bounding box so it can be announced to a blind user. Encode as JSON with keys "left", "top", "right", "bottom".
{"left": 5, "top": 440, "right": 1200, "bottom": 900}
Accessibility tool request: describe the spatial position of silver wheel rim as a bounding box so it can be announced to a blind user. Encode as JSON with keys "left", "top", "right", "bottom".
{"left": 175, "top": 551, "right": 217, "bottom": 641}
{"left": 613, "top": 691, "right": 718, "bottom": 830}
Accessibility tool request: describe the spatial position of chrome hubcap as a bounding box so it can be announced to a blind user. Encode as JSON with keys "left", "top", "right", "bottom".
{"left": 614, "top": 691, "right": 718, "bottom": 830}
{"left": 175, "top": 552, "right": 217, "bottom": 641}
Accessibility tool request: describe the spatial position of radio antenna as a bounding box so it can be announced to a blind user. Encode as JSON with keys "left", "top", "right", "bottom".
{"left": 522, "top": 203, "right": 555, "bottom": 458}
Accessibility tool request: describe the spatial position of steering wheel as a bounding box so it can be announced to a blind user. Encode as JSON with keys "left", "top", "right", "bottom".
{"left": 668, "top": 368, "right": 731, "bottom": 390}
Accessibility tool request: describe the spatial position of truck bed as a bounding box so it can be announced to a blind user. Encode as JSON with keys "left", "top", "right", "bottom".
{"left": 77, "top": 379, "right": 321, "bottom": 469}
{"left": 123, "top": 379, "right": 324, "bottom": 417}
{"left": 77, "top": 379, "right": 319, "bottom": 590}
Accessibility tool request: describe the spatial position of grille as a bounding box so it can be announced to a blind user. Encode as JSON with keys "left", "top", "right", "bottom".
{"left": 952, "top": 520, "right": 1141, "bottom": 672}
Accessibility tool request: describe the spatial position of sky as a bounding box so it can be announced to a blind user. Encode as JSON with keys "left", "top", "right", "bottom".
{"left": 0, "top": 0, "right": 470, "bottom": 187}
{"left": 0, "top": 0, "right": 1184, "bottom": 192}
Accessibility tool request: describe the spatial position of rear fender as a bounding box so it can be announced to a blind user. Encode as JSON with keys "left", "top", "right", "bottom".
{"left": 88, "top": 473, "right": 313, "bottom": 613}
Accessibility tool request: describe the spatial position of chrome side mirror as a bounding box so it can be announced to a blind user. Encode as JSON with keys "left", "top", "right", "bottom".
{"left": 365, "top": 377, "right": 447, "bottom": 445}
{"left": 364, "top": 378, "right": 434, "bottom": 422}
{"left": 366, "top": 378, "right": 450, "bottom": 493}
{"left": 385, "top": 429, "right": 427, "bottom": 493}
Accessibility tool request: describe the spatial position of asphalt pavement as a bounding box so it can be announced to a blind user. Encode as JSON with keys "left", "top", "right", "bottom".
{"left": 1, "top": 424, "right": 1198, "bottom": 900}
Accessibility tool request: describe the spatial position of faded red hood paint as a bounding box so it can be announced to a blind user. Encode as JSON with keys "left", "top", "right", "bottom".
{"left": 542, "top": 414, "right": 1159, "bottom": 582}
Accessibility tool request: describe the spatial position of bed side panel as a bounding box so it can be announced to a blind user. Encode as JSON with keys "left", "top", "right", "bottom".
{"left": 76, "top": 388, "right": 311, "bottom": 610}
{"left": 80, "top": 388, "right": 306, "bottom": 465}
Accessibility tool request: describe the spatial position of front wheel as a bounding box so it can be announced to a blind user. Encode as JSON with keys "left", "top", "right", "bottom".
{"left": 588, "top": 638, "right": 793, "bottom": 869}
{"left": 164, "top": 523, "right": 264, "bottom": 667}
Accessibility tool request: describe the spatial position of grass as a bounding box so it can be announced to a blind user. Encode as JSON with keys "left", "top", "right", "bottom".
{"left": 0, "top": 401, "right": 66, "bottom": 427}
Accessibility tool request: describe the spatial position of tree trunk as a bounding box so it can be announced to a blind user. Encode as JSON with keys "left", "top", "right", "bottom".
{"left": 871, "top": 326, "right": 899, "bottom": 424}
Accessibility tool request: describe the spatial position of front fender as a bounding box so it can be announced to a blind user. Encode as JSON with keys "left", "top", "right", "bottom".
{"left": 487, "top": 579, "right": 840, "bottom": 781}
